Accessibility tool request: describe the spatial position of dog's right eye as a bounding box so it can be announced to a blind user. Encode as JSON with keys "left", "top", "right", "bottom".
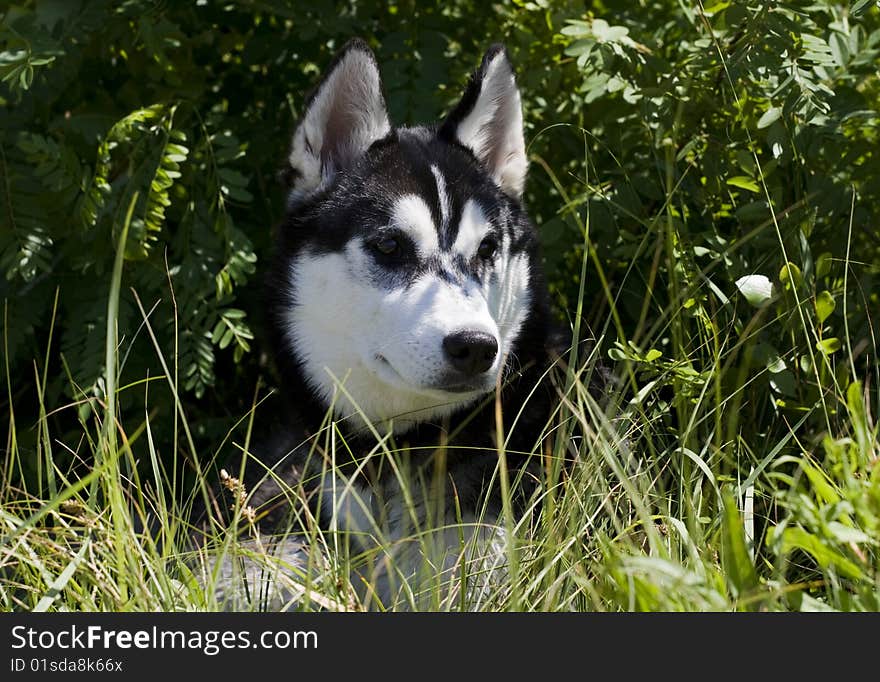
{"left": 372, "top": 236, "right": 400, "bottom": 256}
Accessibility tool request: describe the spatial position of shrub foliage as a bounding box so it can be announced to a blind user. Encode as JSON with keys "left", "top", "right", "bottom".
{"left": 1, "top": 1, "right": 878, "bottom": 610}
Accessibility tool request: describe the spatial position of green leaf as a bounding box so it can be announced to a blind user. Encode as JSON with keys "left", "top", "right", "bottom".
{"left": 829, "top": 32, "right": 850, "bottom": 68}
{"left": 629, "top": 379, "right": 658, "bottom": 406}
{"left": 801, "top": 459, "right": 840, "bottom": 505}
{"left": 775, "top": 527, "right": 864, "bottom": 580}
{"left": 726, "top": 176, "right": 760, "bottom": 193}
{"left": 564, "top": 39, "right": 595, "bottom": 58}
{"left": 702, "top": 2, "right": 731, "bottom": 14}
{"left": 757, "top": 106, "right": 781, "bottom": 129}
{"left": 608, "top": 347, "right": 627, "bottom": 361}
{"left": 721, "top": 489, "right": 759, "bottom": 604}
{"left": 779, "top": 262, "right": 803, "bottom": 289}
{"left": 0, "top": 63, "right": 24, "bottom": 85}
{"left": 846, "top": 381, "right": 870, "bottom": 455}
{"left": 815, "top": 290, "right": 835, "bottom": 324}
{"left": 560, "top": 21, "right": 590, "bottom": 37}
{"left": 211, "top": 320, "right": 225, "bottom": 344}
{"left": 826, "top": 522, "right": 875, "bottom": 546}
{"left": 221, "top": 308, "right": 246, "bottom": 320}
{"left": 219, "top": 327, "right": 234, "bottom": 349}
{"left": 851, "top": 0, "right": 873, "bottom": 17}
{"left": 815, "top": 252, "right": 833, "bottom": 279}
{"left": 644, "top": 348, "right": 662, "bottom": 362}
{"left": 766, "top": 355, "right": 786, "bottom": 374}
{"left": 19, "top": 64, "right": 33, "bottom": 90}
{"left": 815, "top": 337, "right": 841, "bottom": 355}
{"left": 34, "top": 536, "right": 91, "bottom": 612}
{"left": 591, "top": 19, "right": 630, "bottom": 43}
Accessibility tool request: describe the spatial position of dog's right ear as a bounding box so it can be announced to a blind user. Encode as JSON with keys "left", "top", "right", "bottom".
{"left": 439, "top": 45, "right": 527, "bottom": 198}
{"left": 286, "top": 39, "right": 391, "bottom": 204}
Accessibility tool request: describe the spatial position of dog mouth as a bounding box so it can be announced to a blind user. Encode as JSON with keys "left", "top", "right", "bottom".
{"left": 437, "top": 382, "right": 484, "bottom": 393}
{"left": 374, "top": 354, "right": 493, "bottom": 395}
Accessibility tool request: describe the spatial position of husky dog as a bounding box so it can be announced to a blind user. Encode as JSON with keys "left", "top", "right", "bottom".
{"left": 210, "top": 39, "right": 575, "bottom": 610}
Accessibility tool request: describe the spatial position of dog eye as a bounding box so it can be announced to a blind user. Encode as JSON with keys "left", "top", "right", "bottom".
{"left": 373, "top": 236, "right": 400, "bottom": 256}
{"left": 477, "top": 237, "right": 498, "bottom": 260}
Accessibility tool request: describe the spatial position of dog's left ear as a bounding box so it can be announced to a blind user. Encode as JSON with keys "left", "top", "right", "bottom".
{"left": 440, "top": 45, "right": 527, "bottom": 197}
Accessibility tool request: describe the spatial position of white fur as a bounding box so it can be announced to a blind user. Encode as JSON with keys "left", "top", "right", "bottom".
{"left": 452, "top": 53, "right": 528, "bottom": 197}
{"left": 205, "top": 535, "right": 311, "bottom": 611}
{"left": 284, "top": 211, "right": 531, "bottom": 431}
{"left": 287, "top": 249, "right": 494, "bottom": 429}
{"left": 320, "top": 475, "right": 376, "bottom": 548}
{"left": 452, "top": 199, "right": 490, "bottom": 258}
{"left": 364, "top": 507, "right": 508, "bottom": 609}
{"left": 389, "top": 194, "right": 439, "bottom": 257}
{"left": 430, "top": 165, "right": 450, "bottom": 231}
{"left": 318, "top": 468, "right": 508, "bottom": 608}
{"left": 287, "top": 49, "right": 391, "bottom": 204}
{"left": 485, "top": 243, "right": 531, "bottom": 349}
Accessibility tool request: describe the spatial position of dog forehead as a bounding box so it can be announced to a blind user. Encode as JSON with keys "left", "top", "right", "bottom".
{"left": 386, "top": 192, "right": 492, "bottom": 260}
{"left": 293, "top": 129, "right": 515, "bottom": 257}
{"left": 370, "top": 153, "right": 500, "bottom": 250}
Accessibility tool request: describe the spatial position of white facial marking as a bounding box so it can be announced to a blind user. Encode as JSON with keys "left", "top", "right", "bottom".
{"left": 452, "top": 199, "right": 490, "bottom": 258}
{"left": 430, "top": 165, "right": 450, "bottom": 231}
{"left": 389, "top": 194, "right": 438, "bottom": 257}
{"left": 486, "top": 248, "right": 530, "bottom": 346}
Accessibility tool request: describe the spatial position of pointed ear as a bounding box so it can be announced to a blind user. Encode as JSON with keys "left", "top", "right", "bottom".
{"left": 286, "top": 39, "right": 391, "bottom": 203}
{"left": 439, "top": 45, "right": 527, "bottom": 197}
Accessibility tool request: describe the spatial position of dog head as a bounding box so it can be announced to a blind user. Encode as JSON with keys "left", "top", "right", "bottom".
{"left": 272, "top": 39, "right": 543, "bottom": 431}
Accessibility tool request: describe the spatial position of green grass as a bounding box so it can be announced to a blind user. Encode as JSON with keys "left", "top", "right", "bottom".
{"left": 2, "top": 149, "right": 878, "bottom": 613}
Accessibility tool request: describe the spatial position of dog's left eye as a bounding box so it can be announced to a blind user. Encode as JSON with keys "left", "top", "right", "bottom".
{"left": 477, "top": 237, "right": 498, "bottom": 260}
{"left": 373, "top": 236, "right": 400, "bottom": 256}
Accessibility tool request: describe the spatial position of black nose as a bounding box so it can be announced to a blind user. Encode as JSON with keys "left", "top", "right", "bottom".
{"left": 442, "top": 331, "right": 498, "bottom": 376}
